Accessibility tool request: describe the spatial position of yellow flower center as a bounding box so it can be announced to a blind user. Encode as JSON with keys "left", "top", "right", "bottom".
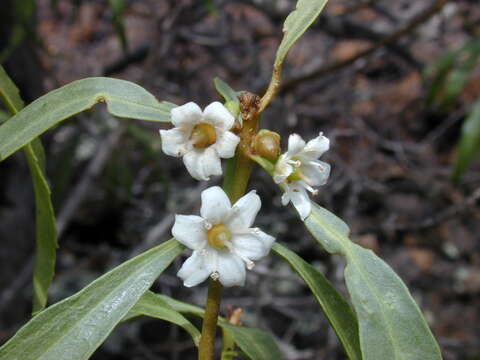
{"left": 190, "top": 123, "right": 217, "bottom": 148}
{"left": 207, "top": 224, "right": 231, "bottom": 250}
{"left": 287, "top": 169, "right": 303, "bottom": 182}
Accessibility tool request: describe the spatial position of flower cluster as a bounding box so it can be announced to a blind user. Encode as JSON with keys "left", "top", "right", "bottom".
{"left": 160, "top": 101, "right": 330, "bottom": 287}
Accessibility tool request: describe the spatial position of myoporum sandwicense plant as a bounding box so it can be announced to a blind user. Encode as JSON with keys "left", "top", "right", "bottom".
{"left": 0, "top": 1, "right": 442, "bottom": 360}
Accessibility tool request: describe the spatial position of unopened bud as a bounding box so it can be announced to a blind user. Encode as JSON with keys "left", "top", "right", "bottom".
{"left": 254, "top": 130, "right": 281, "bottom": 160}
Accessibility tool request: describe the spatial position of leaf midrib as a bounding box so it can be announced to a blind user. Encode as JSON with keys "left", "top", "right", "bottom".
{"left": 0, "top": 93, "right": 168, "bottom": 160}
{"left": 275, "top": 247, "right": 359, "bottom": 360}
{"left": 10, "top": 241, "right": 176, "bottom": 359}
{"left": 311, "top": 211, "right": 402, "bottom": 360}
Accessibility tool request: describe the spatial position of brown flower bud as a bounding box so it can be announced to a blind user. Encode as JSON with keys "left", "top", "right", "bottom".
{"left": 254, "top": 130, "right": 281, "bottom": 160}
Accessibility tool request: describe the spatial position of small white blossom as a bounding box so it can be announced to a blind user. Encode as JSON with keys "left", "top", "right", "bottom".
{"left": 160, "top": 102, "right": 240, "bottom": 181}
{"left": 274, "top": 133, "right": 330, "bottom": 220}
{"left": 173, "top": 186, "right": 275, "bottom": 287}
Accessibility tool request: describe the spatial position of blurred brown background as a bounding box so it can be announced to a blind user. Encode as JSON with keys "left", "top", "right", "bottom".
{"left": 0, "top": 0, "right": 479, "bottom": 359}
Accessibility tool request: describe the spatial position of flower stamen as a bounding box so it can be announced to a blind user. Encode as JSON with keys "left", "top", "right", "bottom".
{"left": 207, "top": 224, "right": 232, "bottom": 250}
{"left": 210, "top": 271, "right": 220, "bottom": 281}
{"left": 190, "top": 123, "right": 217, "bottom": 149}
{"left": 287, "top": 159, "right": 302, "bottom": 167}
{"left": 204, "top": 221, "right": 213, "bottom": 230}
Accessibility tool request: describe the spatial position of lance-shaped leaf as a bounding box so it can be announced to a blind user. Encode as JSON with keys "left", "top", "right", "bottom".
{"left": 273, "top": 243, "right": 361, "bottom": 360}
{"left": 124, "top": 290, "right": 201, "bottom": 346}
{"left": 220, "top": 324, "right": 283, "bottom": 360}
{"left": 213, "top": 77, "right": 242, "bottom": 126}
{"left": 304, "top": 203, "right": 442, "bottom": 360}
{"left": 259, "top": 0, "right": 329, "bottom": 112}
{"left": 214, "top": 77, "right": 240, "bottom": 104}
{"left": 0, "top": 77, "right": 176, "bottom": 161}
{"left": 452, "top": 100, "right": 480, "bottom": 182}
{"left": 0, "top": 110, "right": 9, "bottom": 123}
{"left": 145, "top": 292, "right": 283, "bottom": 360}
{"left": 0, "top": 66, "right": 57, "bottom": 313}
{"left": 275, "top": 0, "right": 329, "bottom": 68}
{"left": 0, "top": 239, "right": 184, "bottom": 360}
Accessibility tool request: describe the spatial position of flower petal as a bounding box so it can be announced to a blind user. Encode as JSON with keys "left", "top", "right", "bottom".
{"left": 273, "top": 155, "right": 293, "bottom": 184}
{"left": 214, "top": 131, "right": 240, "bottom": 158}
{"left": 301, "top": 161, "right": 330, "bottom": 186}
{"left": 232, "top": 230, "right": 275, "bottom": 261}
{"left": 281, "top": 191, "right": 290, "bottom": 206}
{"left": 171, "top": 102, "right": 202, "bottom": 128}
{"left": 203, "top": 102, "right": 235, "bottom": 131}
{"left": 172, "top": 215, "right": 207, "bottom": 250}
{"left": 200, "top": 186, "right": 231, "bottom": 225}
{"left": 217, "top": 252, "right": 246, "bottom": 287}
{"left": 227, "top": 190, "right": 261, "bottom": 229}
{"left": 177, "top": 251, "right": 211, "bottom": 287}
{"left": 289, "top": 182, "right": 312, "bottom": 220}
{"left": 303, "top": 134, "right": 330, "bottom": 159}
{"left": 183, "top": 150, "right": 206, "bottom": 180}
{"left": 286, "top": 133, "right": 306, "bottom": 157}
{"left": 183, "top": 148, "right": 222, "bottom": 181}
{"left": 201, "top": 147, "right": 223, "bottom": 178}
{"left": 160, "top": 128, "right": 190, "bottom": 157}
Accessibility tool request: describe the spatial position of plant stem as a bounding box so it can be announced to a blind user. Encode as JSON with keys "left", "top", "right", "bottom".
{"left": 198, "top": 279, "right": 223, "bottom": 360}
{"left": 198, "top": 92, "right": 261, "bottom": 359}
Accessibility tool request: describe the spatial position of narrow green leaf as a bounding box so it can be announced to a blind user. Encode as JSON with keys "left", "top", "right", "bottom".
{"left": 214, "top": 77, "right": 239, "bottom": 103}
{"left": 452, "top": 100, "right": 480, "bottom": 181}
{"left": 25, "top": 142, "right": 58, "bottom": 314}
{"left": 275, "top": 0, "right": 329, "bottom": 67}
{"left": 0, "top": 67, "right": 24, "bottom": 111}
{"left": 0, "top": 110, "right": 9, "bottom": 123}
{"left": 0, "top": 66, "right": 58, "bottom": 314}
{"left": 108, "top": 0, "right": 128, "bottom": 53}
{"left": 304, "top": 203, "right": 442, "bottom": 360}
{"left": 273, "top": 243, "right": 362, "bottom": 360}
{"left": 213, "top": 77, "right": 241, "bottom": 124}
{"left": 221, "top": 324, "right": 283, "bottom": 360}
{"left": 125, "top": 291, "right": 201, "bottom": 346}
{"left": 425, "top": 39, "right": 480, "bottom": 110}
{"left": 151, "top": 292, "right": 283, "bottom": 360}
{"left": 0, "top": 239, "right": 184, "bottom": 360}
{"left": 0, "top": 77, "right": 175, "bottom": 161}
{"left": 443, "top": 49, "right": 480, "bottom": 107}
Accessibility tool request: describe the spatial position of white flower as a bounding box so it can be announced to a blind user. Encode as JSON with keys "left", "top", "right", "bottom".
{"left": 160, "top": 102, "right": 240, "bottom": 181}
{"left": 274, "top": 133, "right": 330, "bottom": 220}
{"left": 173, "top": 186, "right": 275, "bottom": 287}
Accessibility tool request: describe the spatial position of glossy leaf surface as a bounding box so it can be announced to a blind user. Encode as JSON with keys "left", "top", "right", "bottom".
{"left": 0, "top": 66, "right": 57, "bottom": 313}
{"left": 275, "top": 0, "right": 329, "bottom": 67}
{"left": 125, "top": 290, "right": 201, "bottom": 346}
{"left": 146, "top": 292, "right": 283, "bottom": 360}
{"left": 304, "top": 203, "right": 442, "bottom": 360}
{"left": 0, "top": 77, "right": 175, "bottom": 161}
{"left": 452, "top": 100, "right": 480, "bottom": 181}
{"left": 273, "top": 243, "right": 361, "bottom": 360}
{"left": 0, "top": 239, "right": 184, "bottom": 360}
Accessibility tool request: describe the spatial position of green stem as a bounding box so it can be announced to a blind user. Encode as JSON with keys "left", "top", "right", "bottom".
{"left": 198, "top": 279, "right": 223, "bottom": 360}
{"left": 223, "top": 151, "right": 253, "bottom": 203}
{"left": 221, "top": 327, "right": 236, "bottom": 359}
{"left": 198, "top": 92, "right": 261, "bottom": 359}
